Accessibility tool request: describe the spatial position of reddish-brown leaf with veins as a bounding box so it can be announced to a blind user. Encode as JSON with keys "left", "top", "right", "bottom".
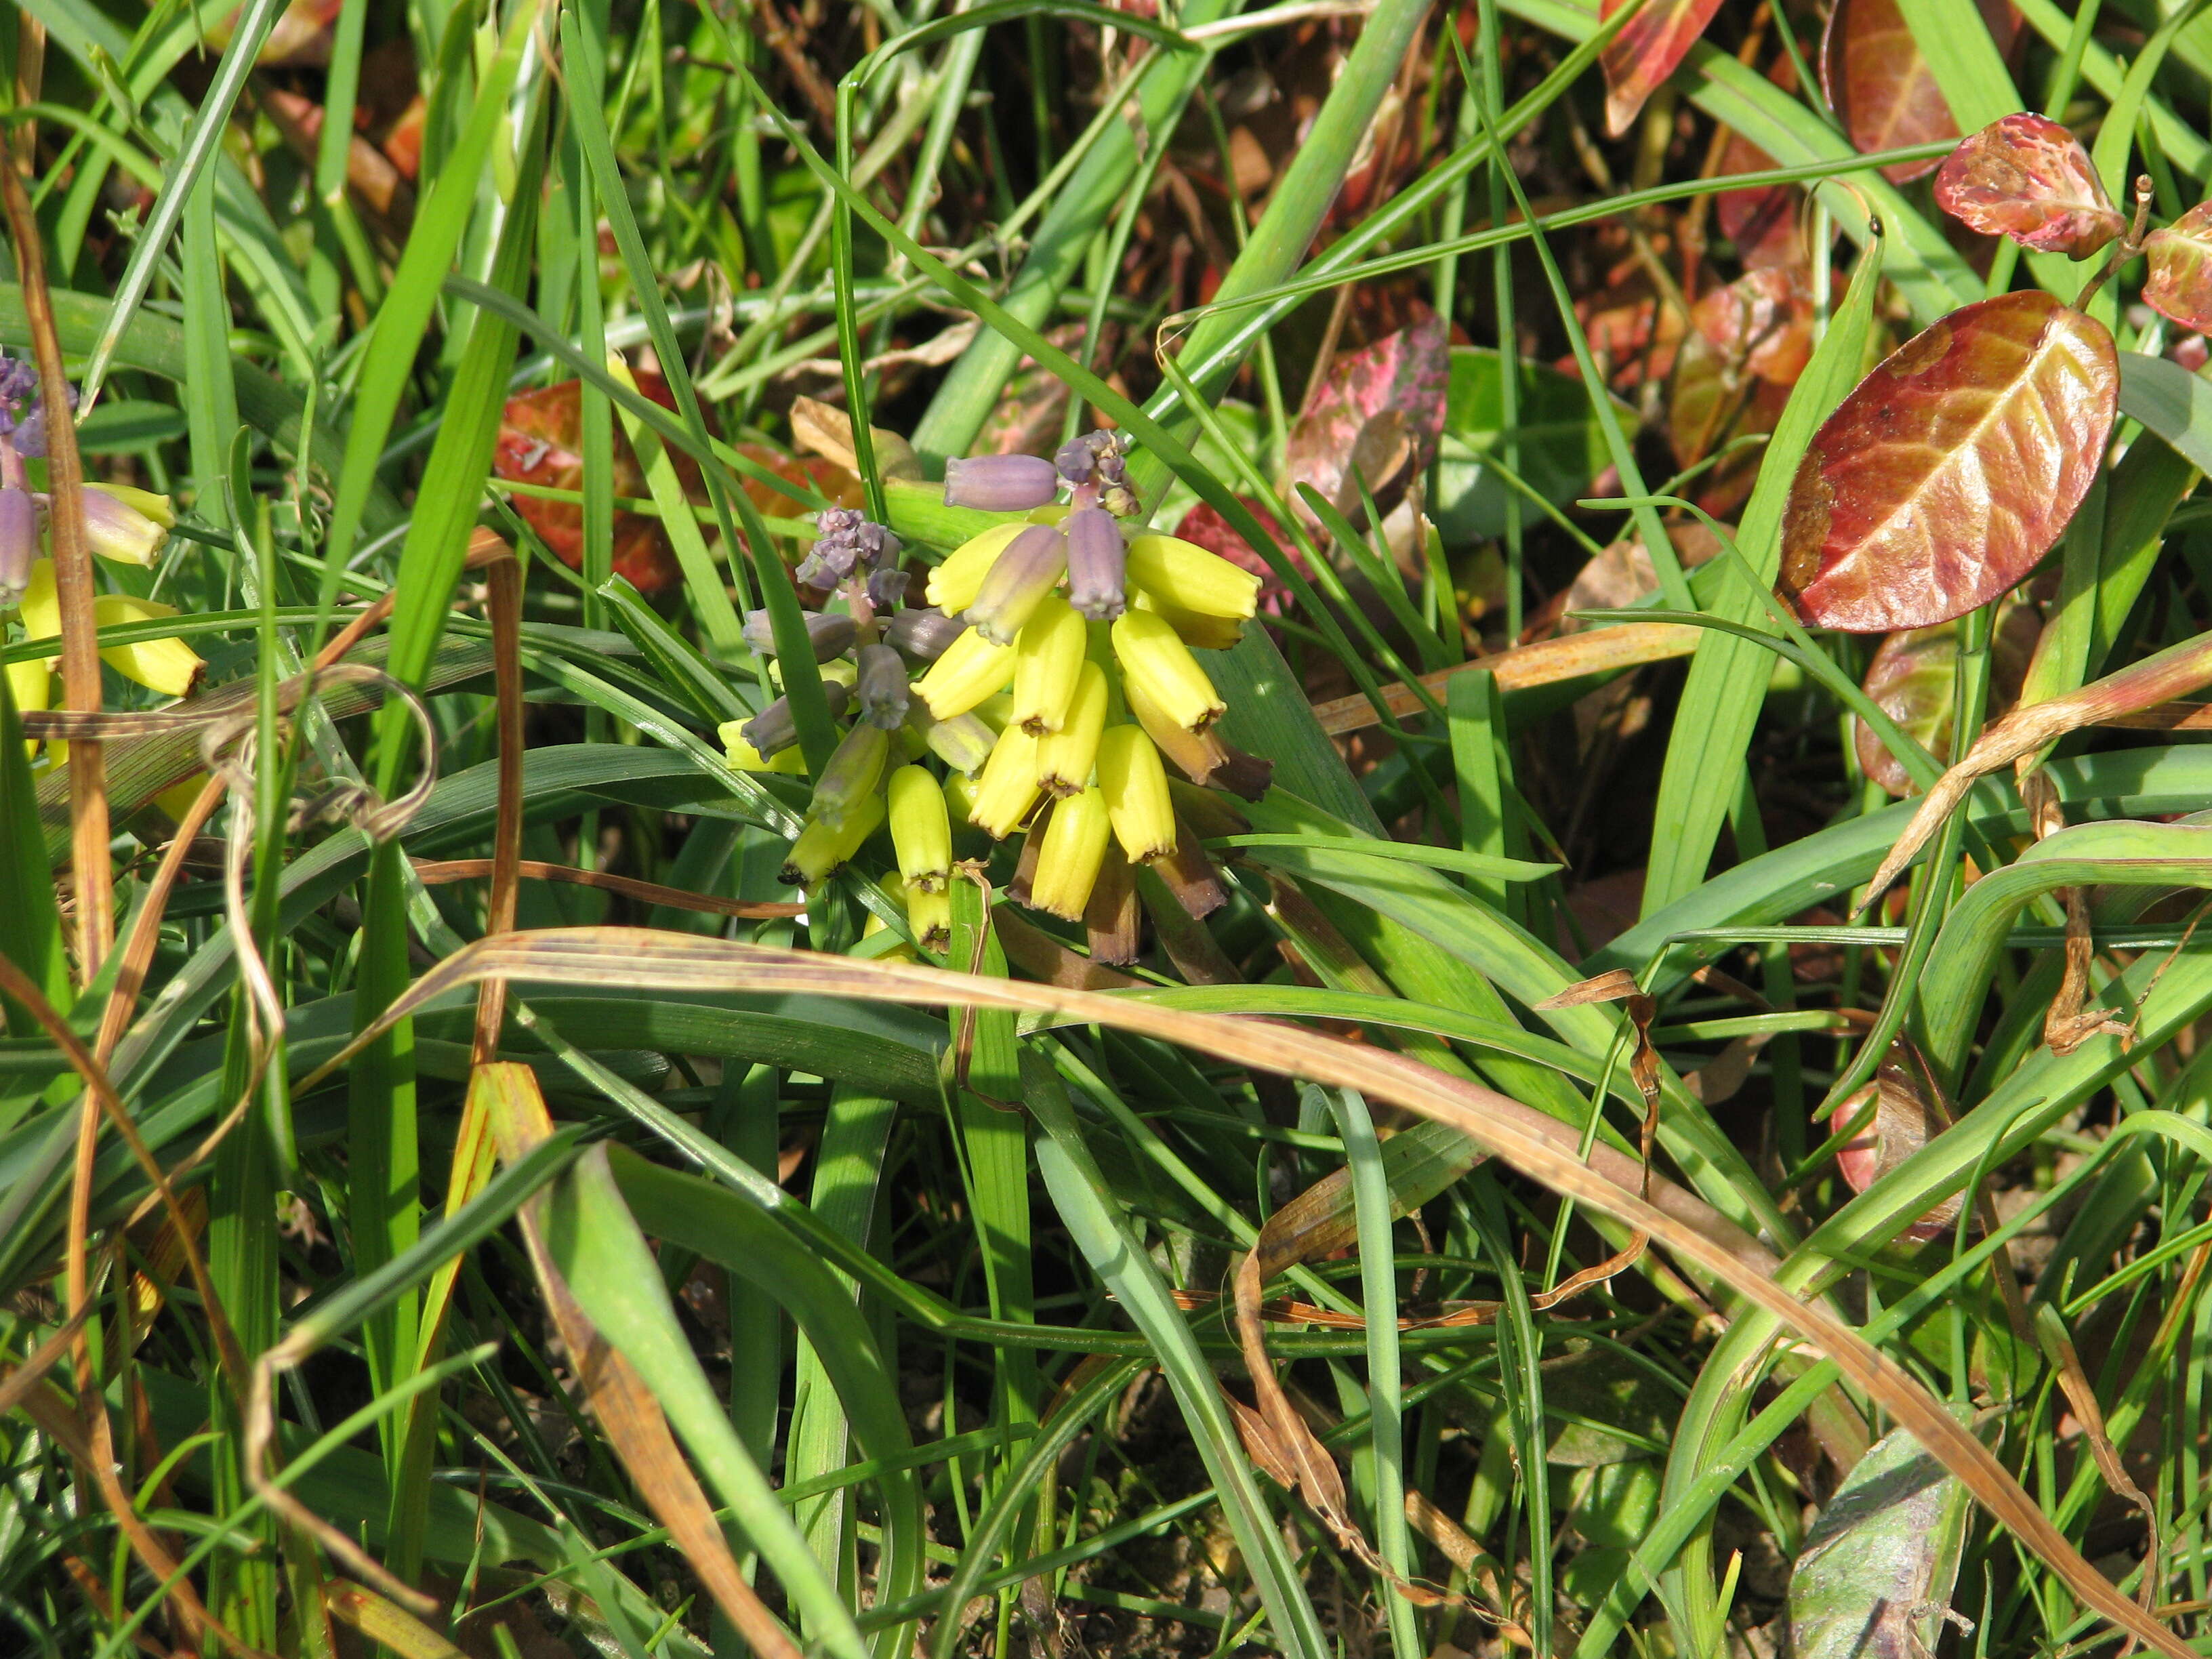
{"left": 1933, "top": 112, "right": 2126, "bottom": 255}
{"left": 2144, "top": 202, "right": 2212, "bottom": 333}
{"left": 495, "top": 376, "right": 691, "bottom": 594}
{"left": 1822, "top": 0, "right": 2020, "bottom": 184}
{"left": 1779, "top": 291, "right": 2116, "bottom": 633}
{"left": 1599, "top": 0, "right": 1725, "bottom": 138}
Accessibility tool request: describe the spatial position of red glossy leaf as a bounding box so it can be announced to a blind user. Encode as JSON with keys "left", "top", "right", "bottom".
{"left": 1715, "top": 130, "right": 1803, "bottom": 269}
{"left": 1933, "top": 112, "right": 2125, "bottom": 256}
{"left": 1779, "top": 290, "right": 2116, "bottom": 633}
{"left": 2143, "top": 202, "right": 2212, "bottom": 333}
{"left": 1668, "top": 333, "right": 1790, "bottom": 516}
{"left": 1599, "top": 0, "right": 1725, "bottom": 138}
{"left": 1822, "top": 0, "right": 2019, "bottom": 185}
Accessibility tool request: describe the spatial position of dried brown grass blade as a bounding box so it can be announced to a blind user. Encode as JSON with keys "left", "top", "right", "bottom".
{"left": 1310, "top": 624, "right": 1700, "bottom": 736}
{"left": 2015, "top": 767, "right": 2133, "bottom": 1054}
{"left": 1863, "top": 631, "right": 2212, "bottom": 909}
{"left": 1, "top": 157, "right": 109, "bottom": 975}
{"left": 413, "top": 858, "right": 806, "bottom": 920}
{"left": 473, "top": 535, "right": 525, "bottom": 1065}
{"left": 96, "top": 775, "right": 227, "bottom": 1063}
{"left": 484, "top": 1065, "right": 804, "bottom": 1659}
{"left": 307, "top": 926, "right": 2195, "bottom": 1658}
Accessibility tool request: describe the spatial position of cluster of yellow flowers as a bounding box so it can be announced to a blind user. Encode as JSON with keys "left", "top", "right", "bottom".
{"left": 722, "top": 433, "right": 1271, "bottom": 957}
{"left": 6, "top": 487, "right": 197, "bottom": 730}
{"left": 0, "top": 354, "right": 197, "bottom": 760}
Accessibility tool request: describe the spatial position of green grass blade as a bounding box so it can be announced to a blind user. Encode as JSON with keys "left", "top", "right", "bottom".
{"left": 1639, "top": 236, "right": 1881, "bottom": 917}
{"left": 1027, "top": 1053, "right": 1331, "bottom": 1659}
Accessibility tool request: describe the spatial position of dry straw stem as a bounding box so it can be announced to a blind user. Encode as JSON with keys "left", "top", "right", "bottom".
{"left": 472, "top": 534, "right": 525, "bottom": 1065}
{"left": 313, "top": 927, "right": 2194, "bottom": 1659}
{"left": 0, "top": 152, "right": 108, "bottom": 973}
{"left": 1864, "top": 629, "right": 2212, "bottom": 908}
{"left": 1309, "top": 621, "right": 1700, "bottom": 735}
{"left": 413, "top": 859, "right": 808, "bottom": 920}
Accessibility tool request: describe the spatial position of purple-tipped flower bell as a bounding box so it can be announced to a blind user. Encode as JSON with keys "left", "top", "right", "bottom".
{"left": 743, "top": 609, "right": 858, "bottom": 662}
{"left": 1064, "top": 506, "right": 1126, "bottom": 621}
{"left": 0, "top": 486, "right": 36, "bottom": 606}
{"left": 856, "top": 642, "right": 910, "bottom": 729}
{"left": 964, "top": 523, "right": 1066, "bottom": 646}
{"left": 884, "top": 605, "right": 964, "bottom": 661}
{"left": 943, "top": 453, "right": 1061, "bottom": 512}
{"left": 810, "top": 722, "right": 892, "bottom": 832}
{"left": 740, "top": 678, "right": 852, "bottom": 758}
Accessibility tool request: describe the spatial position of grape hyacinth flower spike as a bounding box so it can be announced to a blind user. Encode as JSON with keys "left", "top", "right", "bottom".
{"left": 922, "top": 427, "right": 1272, "bottom": 930}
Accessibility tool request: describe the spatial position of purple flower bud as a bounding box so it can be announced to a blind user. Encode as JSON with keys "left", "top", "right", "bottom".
{"left": 6, "top": 380, "right": 75, "bottom": 457}
{"left": 0, "top": 487, "right": 35, "bottom": 604}
{"left": 943, "top": 453, "right": 1061, "bottom": 512}
{"left": 739, "top": 678, "right": 851, "bottom": 757}
{"left": 867, "top": 567, "right": 911, "bottom": 611}
{"left": 856, "top": 643, "right": 910, "bottom": 729}
{"left": 884, "top": 605, "right": 964, "bottom": 662}
{"left": 963, "top": 523, "right": 1066, "bottom": 646}
{"left": 1064, "top": 506, "right": 1126, "bottom": 621}
{"left": 743, "top": 609, "right": 859, "bottom": 661}
{"left": 1054, "top": 437, "right": 1097, "bottom": 486}
{"left": 1090, "top": 432, "right": 1128, "bottom": 488}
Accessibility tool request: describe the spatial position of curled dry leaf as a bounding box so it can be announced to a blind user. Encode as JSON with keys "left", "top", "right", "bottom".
{"left": 1822, "top": 0, "right": 2020, "bottom": 184}
{"left": 1598, "top": 0, "right": 1725, "bottom": 138}
{"left": 1778, "top": 291, "right": 2117, "bottom": 633}
{"left": 1861, "top": 628, "right": 2212, "bottom": 906}
{"left": 1934, "top": 113, "right": 2126, "bottom": 257}
{"left": 2143, "top": 202, "right": 2212, "bottom": 334}
{"left": 1852, "top": 598, "right": 2038, "bottom": 796}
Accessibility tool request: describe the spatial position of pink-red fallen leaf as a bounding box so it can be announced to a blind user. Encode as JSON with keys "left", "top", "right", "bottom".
{"left": 1779, "top": 290, "right": 2116, "bottom": 633}
{"left": 1599, "top": 0, "right": 1726, "bottom": 138}
{"left": 1284, "top": 314, "right": 1448, "bottom": 542}
{"left": 1690, "top": 266, "right": 1814, "bottom": 386}
{"left": 1822, "top": 0, "right": 2020, "bottom": 184}
{"left": 1833, "top": 1062, "right": 1963, "bottom": 1242}
{"left": 1851, "top": 600, "right": 2039, "bottom": 796}
{"left": 1933, "top": 112, "right": 2125, "bottom": 256}
{"left": 2144, "top": 202, "right": 2212, "bottom": 333}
